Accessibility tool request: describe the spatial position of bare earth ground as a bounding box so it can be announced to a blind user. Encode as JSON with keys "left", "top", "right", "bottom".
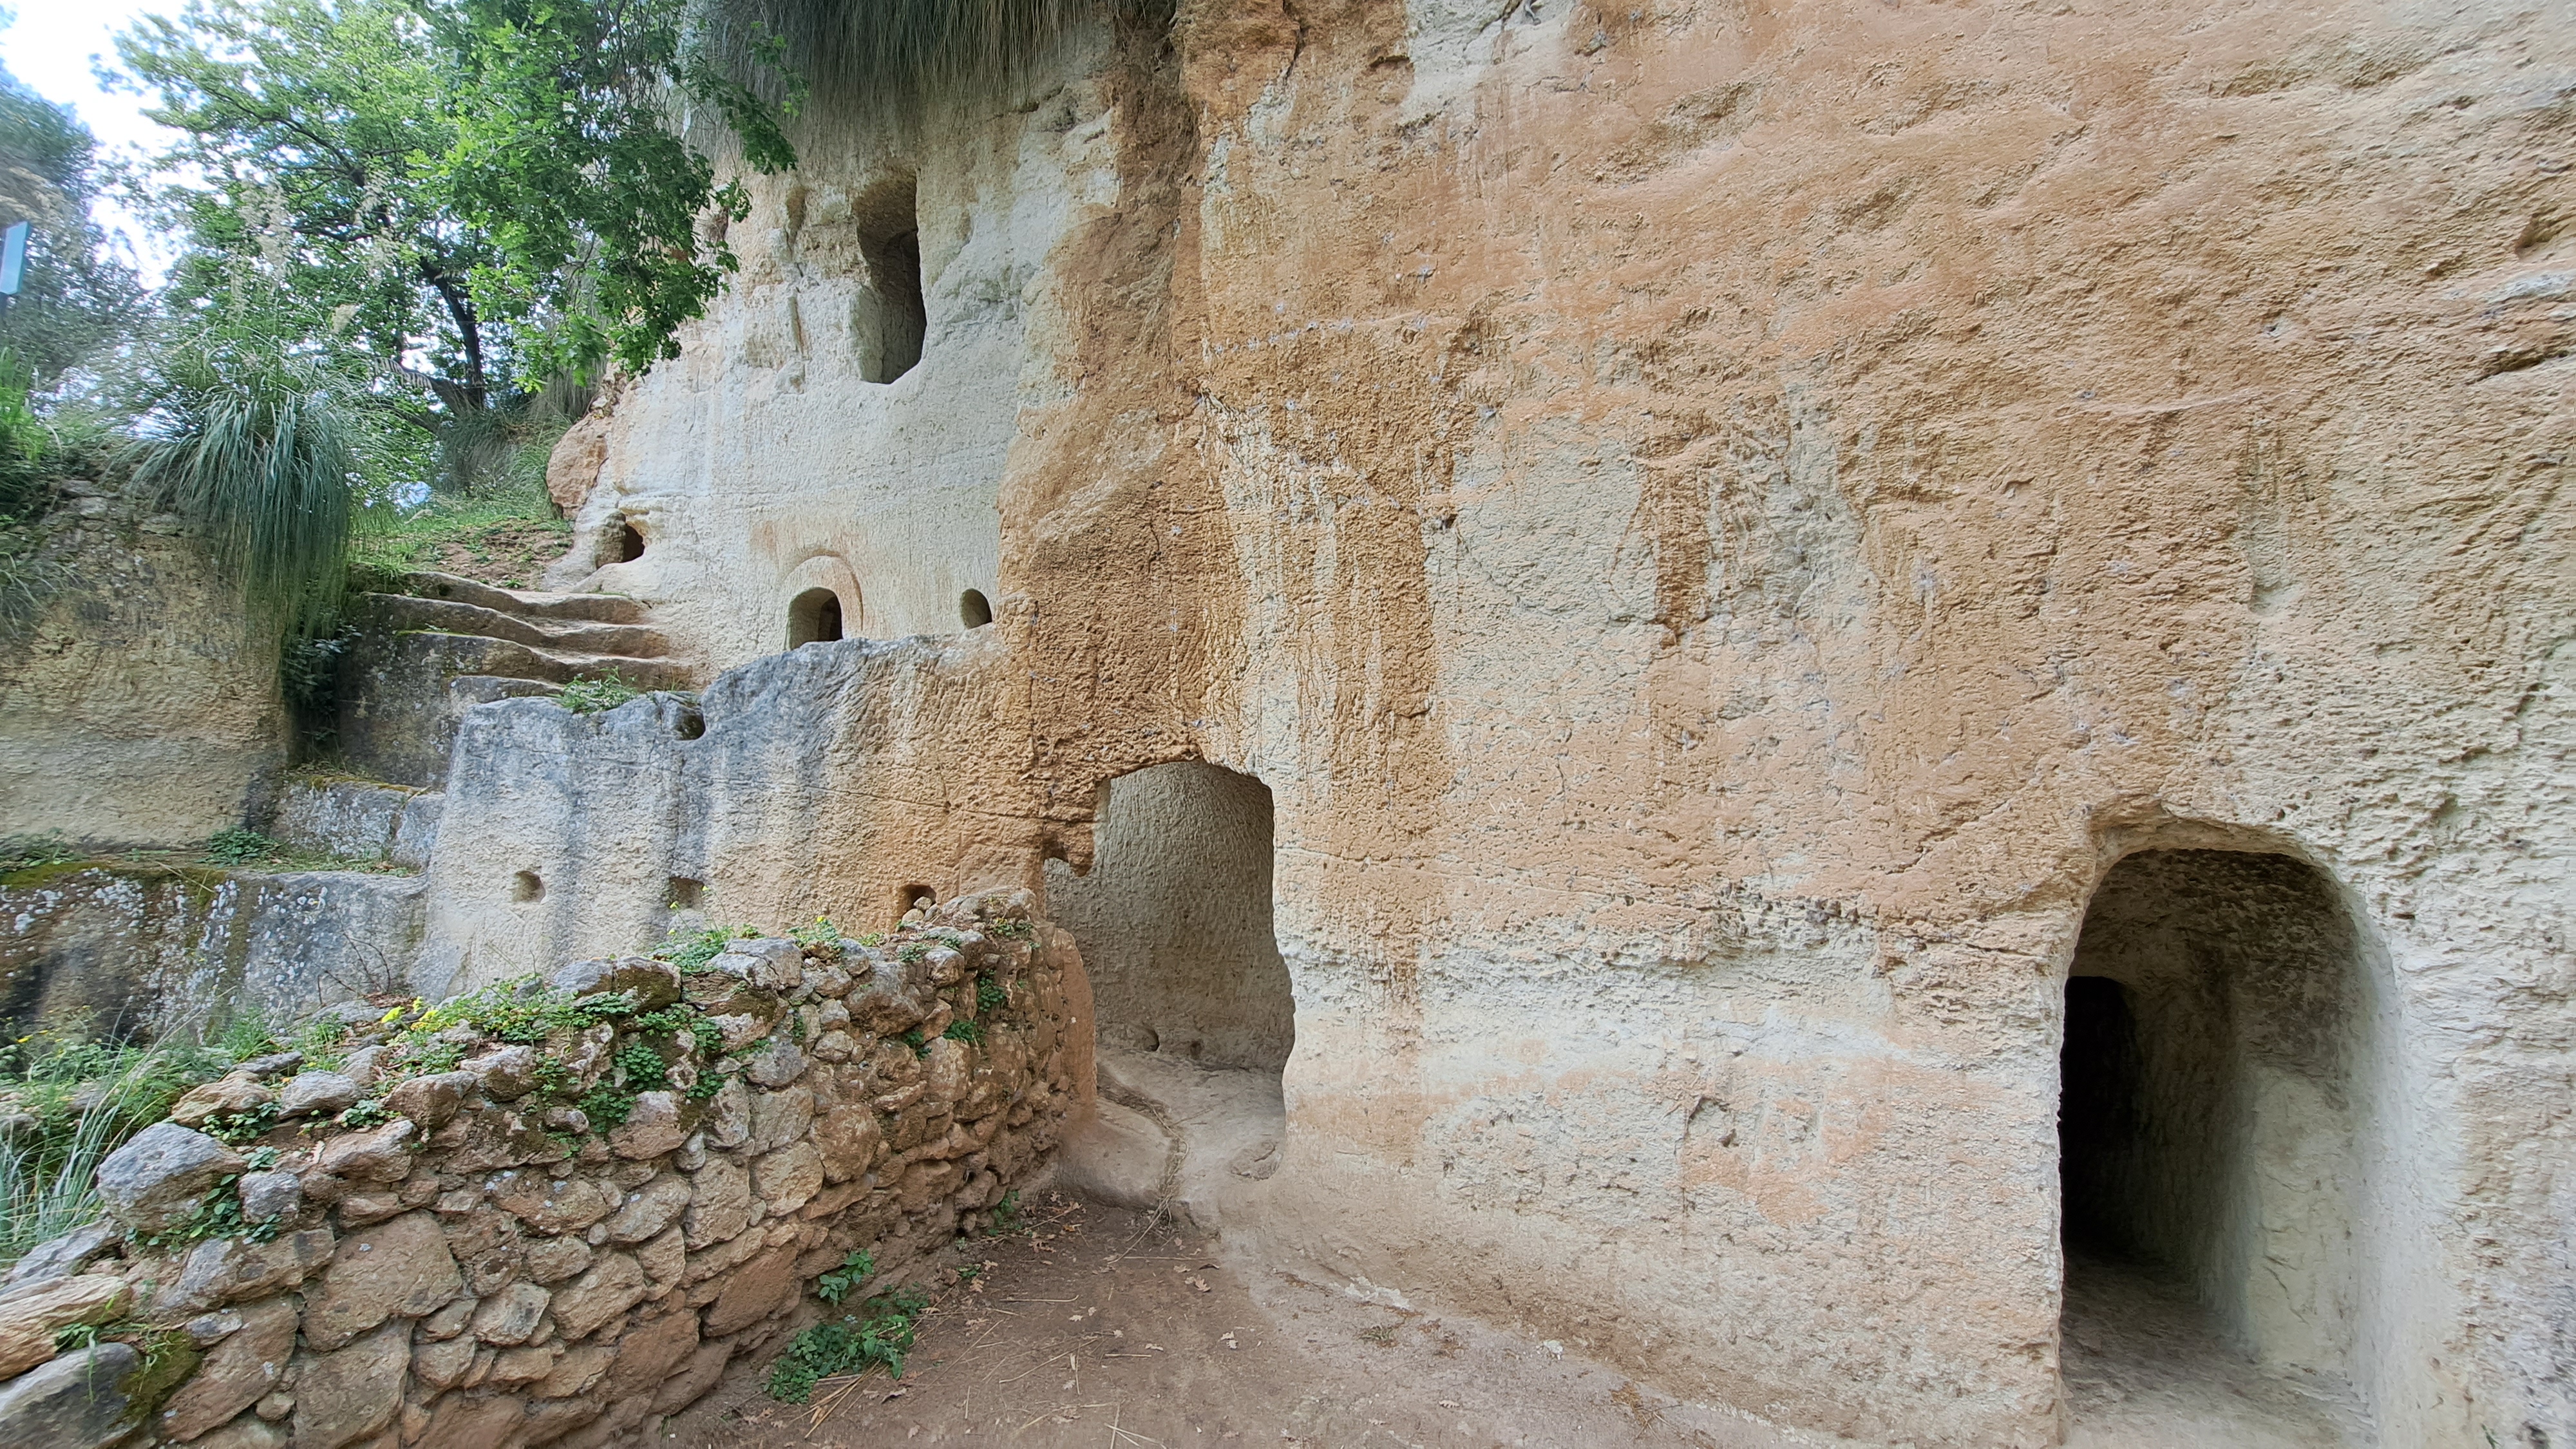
{"left": 666, "top": 1202, "right": 2369, "bottom": 1449}
{"left": 663, "top": 1195, "right": 1813, "bottom": 1449}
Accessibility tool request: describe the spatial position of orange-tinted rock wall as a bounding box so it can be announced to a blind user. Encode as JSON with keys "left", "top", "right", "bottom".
{"left": 424, "top": 1, "right": 2573, "bottom": 1441}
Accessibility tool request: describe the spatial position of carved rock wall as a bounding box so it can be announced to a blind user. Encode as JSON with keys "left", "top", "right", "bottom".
{"left": 0, "top": 482, "right": 285, "bottom": 849}
{"left": 417, "top": 0, "right": 2575, "bottom": 1444}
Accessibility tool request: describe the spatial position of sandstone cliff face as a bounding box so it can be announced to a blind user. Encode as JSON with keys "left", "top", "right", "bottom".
{"left": 0, "top": 484, "right": 286, "bottom": 849}
{"left": 422, "top": 1, "right": 2573, "bottom": 1443}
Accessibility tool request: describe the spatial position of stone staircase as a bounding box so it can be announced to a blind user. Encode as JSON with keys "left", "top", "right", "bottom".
{"left": 335, "top": 571, "right": 692, "bottom": 787}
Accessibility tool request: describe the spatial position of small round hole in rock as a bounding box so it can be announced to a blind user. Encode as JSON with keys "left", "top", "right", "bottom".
{"left": 898, "top": 884, "right": 935, "bottom": 922}
{"left": 666, "top": 876, "right": 705, "bottom": 911}
{"left": 960, "top": 589, "right": 994, "bottom": 629}
{"left": 511, "top": 870, "right": 545, "bottom": 904}
{"left": 617, "top": 522, "right": 646, "bottom": 562}
{"left": 673, "top": 705, "right": 706, "bottom": 741}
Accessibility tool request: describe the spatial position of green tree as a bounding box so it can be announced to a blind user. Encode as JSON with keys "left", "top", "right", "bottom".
{"left": 117, "top": 0, "right": 797, "bottom": 489}
{"left": 0, "top": 53, "right": 145, "bottom": 390}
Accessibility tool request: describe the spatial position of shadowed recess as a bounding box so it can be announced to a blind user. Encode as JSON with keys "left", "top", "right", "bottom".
{"left": 711, "top": 0, "right": 1148, "bottom": 111}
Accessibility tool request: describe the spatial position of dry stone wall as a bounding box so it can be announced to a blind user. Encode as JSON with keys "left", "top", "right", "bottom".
{"left": 0, "top": 892, "right": 1090, "bottom": 1449}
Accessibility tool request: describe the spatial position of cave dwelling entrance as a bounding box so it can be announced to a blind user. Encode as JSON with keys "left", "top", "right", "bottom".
{"left": 2057, "top": 848, "right": 2387, "bottom": 1446}
{"left": 1045, "top": 761, "right": 1293, "bottom": 1226}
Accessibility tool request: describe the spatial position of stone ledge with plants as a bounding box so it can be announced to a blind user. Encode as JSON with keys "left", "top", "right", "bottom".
{"left": 0, "top": 890, "right": 1085, "bottom": 1449}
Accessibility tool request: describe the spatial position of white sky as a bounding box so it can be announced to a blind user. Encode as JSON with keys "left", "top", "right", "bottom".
{"left": 2, "top": 1, "right": 187, "bottom": 278}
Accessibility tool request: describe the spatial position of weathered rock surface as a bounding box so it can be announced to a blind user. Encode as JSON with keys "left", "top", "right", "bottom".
{"left": 149, "top": 1229, "right": 335, "bottom": 1318}
{"left": 299, "top": 1212, "right": 461, "bottom": 1352}
{"left": 0, "top": 486, "right": 284, "bottom": 851}
{"left": 310, "top": 1118, "right": 417, "bottom": 1181}
{"left": 469, "top": 1282, "right": 551, "bottom": 1347}
{"left": 274, "top": 1071, "right": 359, "bottom": 1119}
{"left": 607, "top": 1090, "right": 688, "bottom": 1159}
{"left": 96, "top": 1124, "right": 244, "bottom": 1233}
{"left": 551, "top": 956, "right": 681, "bottom": 1009}
{"left": 0, "top": 1339, "right": 140, "bottom": 1448}
{"left": 0, "top": 865, "right": 426, "bottom": 1046}
{"left": 158, "top": 1296, "right": 296, "bottom": 1441}
{"left": 290, "top": 1321, "right": 408, "bottom": 1449}
{"left": 3, "top": 1222, "right": 117, "bottom": 1293}
{"left": 235, "top": 1170, "right": 301, "bottom": 1223}
{"left": 167, "top": 1074, "right": 275, "bottom": 1130}
{"left": 0, "top": 1273, "right": 125, "bottom": 1379}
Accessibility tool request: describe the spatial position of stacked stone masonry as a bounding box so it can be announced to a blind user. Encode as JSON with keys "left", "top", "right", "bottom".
{"left": 0, "top": 893, "right": 1088, "bottom": 1449}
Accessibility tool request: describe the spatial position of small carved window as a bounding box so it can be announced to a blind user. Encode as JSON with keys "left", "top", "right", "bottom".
{"left": 788, "top": 588, "right": 844, "bottom": 647}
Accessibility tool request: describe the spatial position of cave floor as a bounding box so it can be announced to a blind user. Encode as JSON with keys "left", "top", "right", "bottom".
{"left": 2060, "top": 1249, "right": 2372, "bottom": 1449}
{"left": 660, "top": 1195, "right": 1799, "bottom": 1449}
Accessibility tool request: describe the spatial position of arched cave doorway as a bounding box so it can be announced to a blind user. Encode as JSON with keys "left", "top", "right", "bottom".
{"left": 786, "top": 587, "right": 844, "bottom": 647}
{"left": 2058, "top": 848, "right": 2380, "bottom": 1439}
{"left": 1045, "top": 762, "right": 1294, "bottom": 1221}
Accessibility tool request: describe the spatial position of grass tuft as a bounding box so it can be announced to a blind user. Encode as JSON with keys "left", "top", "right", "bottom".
{"left": 0, "top": 1033, "right": 239, "bottom": 1268}
{"left": 556, "top": 670, "right": 644, "bottom": 714}
{"left": 124, "top": 350, "right": 355, "bottom": 646}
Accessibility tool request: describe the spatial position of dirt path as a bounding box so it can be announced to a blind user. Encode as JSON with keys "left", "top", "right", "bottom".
{"left": 663, "top": 1195, "right": 1807, "bottom": 1449}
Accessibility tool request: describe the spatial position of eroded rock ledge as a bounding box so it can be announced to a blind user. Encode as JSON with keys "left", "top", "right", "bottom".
{"left": 0, "top": 891, "right": 1090, "bottom": 1449}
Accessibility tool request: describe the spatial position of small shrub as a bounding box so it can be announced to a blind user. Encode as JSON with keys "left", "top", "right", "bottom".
{"left": 578, "top": 1083, "right": 635, "bottom": 1129}
{"left": 393, "top": 1038, "right": 464, "bottom": 1075}
{"left": 988, "top": 1189, "right": 1023, "bottom": 1235}
{"left": 790, "top": 916, "right": 843, "bottom": 958}
{"left": 289, "top": 1016, "right": 351, "bottom": 1072}
{"left": 405, "top": 976, "right": 636, "bottom": 1048}
{"left": 614, "top": 1041, "right": 668, "bottom": 1092}
{"left": 194, "top": 829, "right": 408, "bottom": 877}
{"left": 986, "top": 916, "right": 1034, "bottom": 942}
{"left": 214, "top": 1015, "right": 280, "bottom": 1061}
{"left": 942, "top": 1019, "right": 981, "bottom": 1047}
{"left": 200, "top": 1104, "right": 278, "bottom": 1145}
{"left": 974, "top": 978, "right": 1007, "bottom": 1014}
{"left": 556, "top": 672, "right": 643, "bottom": 714}
{"left": 766, "top": 1285, "right": 930, "bottom": 1403}
{"left": 529, "top": 1061, "right": 576, "bottom": 1099}
{"left": 814, "top": 1249, "right": 875, "bottom": 1305}
{"left": 896, "top": 942, "right": 929, "bottom": 965}
{"left": 337, "top": 1098, "right": 392, "bottom": 1130}
{"left": 656, "top": 925, "right": 756, "bottom": 974}
{"left": 900, "top": 1028, "right": 927, "bottom": 1059}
